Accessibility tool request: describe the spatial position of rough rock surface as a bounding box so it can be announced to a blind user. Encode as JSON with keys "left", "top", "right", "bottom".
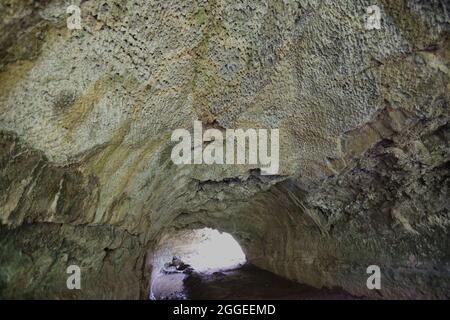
{"left": 0, "top": 0, "right": 449, "bottom": 299}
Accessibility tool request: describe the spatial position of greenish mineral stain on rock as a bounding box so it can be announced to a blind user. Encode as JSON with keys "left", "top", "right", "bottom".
{"left": 194, "top": 8, "right": 208, "bottom": 26}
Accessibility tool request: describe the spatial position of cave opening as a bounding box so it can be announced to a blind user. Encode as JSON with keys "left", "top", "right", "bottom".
{"left": 149, "top": 227, "right": 247, "bottom": 300}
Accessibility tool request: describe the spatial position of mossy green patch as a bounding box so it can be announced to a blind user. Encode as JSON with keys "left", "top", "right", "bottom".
{"left": 194, "top": 8, "right": 208, "bottom": 26}
{"left": 0, "top": 60, "right": 34, "bottom": 101}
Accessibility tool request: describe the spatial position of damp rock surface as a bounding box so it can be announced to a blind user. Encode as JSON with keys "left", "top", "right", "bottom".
{"left": 0, "top": 0, "right": 449, "bottom": 299}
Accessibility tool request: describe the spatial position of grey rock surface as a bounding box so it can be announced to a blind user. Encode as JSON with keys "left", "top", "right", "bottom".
{"left": 0, "top": 0, "right": 448, "bottom": 299}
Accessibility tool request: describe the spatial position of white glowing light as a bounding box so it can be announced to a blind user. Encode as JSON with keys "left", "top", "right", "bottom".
{"left": 180, "top": 228, "right": 246, "bottom": 272}
{"left": 155, "top": 228, "right": 246, "bottom": 274}
{"left": 150, "top": 228, "right": 247, "bottom": 299}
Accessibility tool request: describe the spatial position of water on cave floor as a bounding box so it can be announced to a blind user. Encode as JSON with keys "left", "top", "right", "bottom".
{"left": 150, "top": 227, "right": 357, "bottom": 299}
{"left": 151, "top": 264, "right": 357, "bottom": 300}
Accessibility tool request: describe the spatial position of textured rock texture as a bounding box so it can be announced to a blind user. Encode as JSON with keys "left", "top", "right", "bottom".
{"left": 0, "top": 0, "right": 449, "bottom": 299}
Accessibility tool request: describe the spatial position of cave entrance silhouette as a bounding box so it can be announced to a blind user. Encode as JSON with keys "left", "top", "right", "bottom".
{"left": 149, "top": 227, "right": 246, "bottom": 299}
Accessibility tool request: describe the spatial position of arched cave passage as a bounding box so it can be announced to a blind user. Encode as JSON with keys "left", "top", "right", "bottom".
{"left": 0, "top": 0, "right": 448, "bottom": 301}
{"left": 145, "top": 177, "right": 364, "bottom": 300}
{"left": 147, "top": 222, "right": 357, "bottom": 300}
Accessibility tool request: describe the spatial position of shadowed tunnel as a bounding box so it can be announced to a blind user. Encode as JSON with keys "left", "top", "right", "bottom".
{"left": 0, "top": 0, "right": 449, "bottom": 300}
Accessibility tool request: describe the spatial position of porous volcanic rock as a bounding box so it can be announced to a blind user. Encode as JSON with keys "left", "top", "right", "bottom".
{"left": 0, "top": 0, "right": 448, "bottom": 299}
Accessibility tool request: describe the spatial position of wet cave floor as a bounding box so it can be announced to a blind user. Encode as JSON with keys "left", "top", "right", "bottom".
{"left": 152, "top": 264, "right": 359, "bottom": 300}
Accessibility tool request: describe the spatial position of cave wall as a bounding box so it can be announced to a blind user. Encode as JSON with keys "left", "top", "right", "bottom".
{"left": 0, "top": 0, "right": 449, "bottom": 299}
